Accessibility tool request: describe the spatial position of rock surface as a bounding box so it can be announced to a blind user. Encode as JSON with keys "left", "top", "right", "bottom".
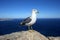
{"left": 0, "top": 30, "right": 49, "bottom": 40}
{"left": 48, "top": 37, "right": 60, "bottom": 40}
{"left": 0, "top": 30, "right": 60, "bottom": 40}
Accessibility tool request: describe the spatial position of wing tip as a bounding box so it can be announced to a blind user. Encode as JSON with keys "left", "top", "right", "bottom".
{"left": 20, "top": 22, "right": 25, "bottom": 26}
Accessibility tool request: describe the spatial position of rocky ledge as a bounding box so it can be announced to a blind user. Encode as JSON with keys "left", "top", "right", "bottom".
{"left": 0, "top": 30, "right": 60, "bottom": 40}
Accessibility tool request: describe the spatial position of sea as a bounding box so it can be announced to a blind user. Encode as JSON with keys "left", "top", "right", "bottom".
{"left": 0, "top": 18, "right": 60, "bottom": 37}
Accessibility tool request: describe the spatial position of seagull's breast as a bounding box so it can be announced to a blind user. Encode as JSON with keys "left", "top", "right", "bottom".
{"left": 26, "top": 14, "right": 37, "bottom": 26}
{"left": 29, "top": 17, "right": 36, "bottom": 25}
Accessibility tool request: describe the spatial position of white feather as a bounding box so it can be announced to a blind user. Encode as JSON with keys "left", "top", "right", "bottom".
{"left": 26, "top": 9, "right": 38, "bottom": 26}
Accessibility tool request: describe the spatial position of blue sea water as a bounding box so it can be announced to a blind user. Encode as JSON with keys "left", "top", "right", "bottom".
{"left": 0, "top": 18, "right": 60, "bottom": 36}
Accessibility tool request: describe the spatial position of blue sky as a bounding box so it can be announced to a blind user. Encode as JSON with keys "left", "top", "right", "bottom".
{"left": 0, "top": 0, "right": 60, "bottom": 18}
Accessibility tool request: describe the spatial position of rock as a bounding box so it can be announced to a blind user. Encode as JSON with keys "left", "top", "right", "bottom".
{"left": 0, "top": 30, "right": 49, "bottom": 40}
{"left": 48, "top": 37, "right": 60, "bottom": 40}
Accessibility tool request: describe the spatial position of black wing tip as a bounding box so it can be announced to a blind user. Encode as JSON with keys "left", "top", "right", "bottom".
{"left": 20, "top": 22, "right": 25, "bottom": 26}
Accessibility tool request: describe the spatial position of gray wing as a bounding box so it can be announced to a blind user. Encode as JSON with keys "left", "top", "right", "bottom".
{"left": 20, "top": 17, "right": 31, "bottom": 25}
{"left": 23, "top": 17, "right": 31, "bottom": 23}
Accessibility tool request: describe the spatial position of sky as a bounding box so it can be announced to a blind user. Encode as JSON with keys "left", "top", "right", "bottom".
{"left": 0, "top": 0, "right": 60, "bottom": 18}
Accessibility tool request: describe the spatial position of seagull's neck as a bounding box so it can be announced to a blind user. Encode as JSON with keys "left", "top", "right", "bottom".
{"left": 31, "top": 12, "right": 36, "bottom": 19}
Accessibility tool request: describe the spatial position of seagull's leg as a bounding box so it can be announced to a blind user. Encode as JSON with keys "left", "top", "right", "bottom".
{"left": 28, "top": 26, "right": 30, "bottom": 30}
{"left": 31, "top": 26, "right": 33, "bottom": 30}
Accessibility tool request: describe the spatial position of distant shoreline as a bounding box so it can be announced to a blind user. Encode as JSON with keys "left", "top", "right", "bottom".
{"left": 0, "top": 18, "right": 14, "bottom": 21}
{"left": 0, "top": 18, "right": 60, "bottom": 21}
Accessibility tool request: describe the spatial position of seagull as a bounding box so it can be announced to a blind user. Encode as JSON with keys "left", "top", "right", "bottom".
{"left": 20, "top": 9, "right": 39, "bottom": 30}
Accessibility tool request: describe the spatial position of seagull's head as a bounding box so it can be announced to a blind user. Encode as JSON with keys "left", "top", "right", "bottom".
{"left": 32, "top": 9, "right": 39, "bottom": 14}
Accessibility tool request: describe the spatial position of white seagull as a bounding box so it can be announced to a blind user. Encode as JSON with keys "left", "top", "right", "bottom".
{"left": 20, "top": 9, "right": 39, "bottom": 30}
